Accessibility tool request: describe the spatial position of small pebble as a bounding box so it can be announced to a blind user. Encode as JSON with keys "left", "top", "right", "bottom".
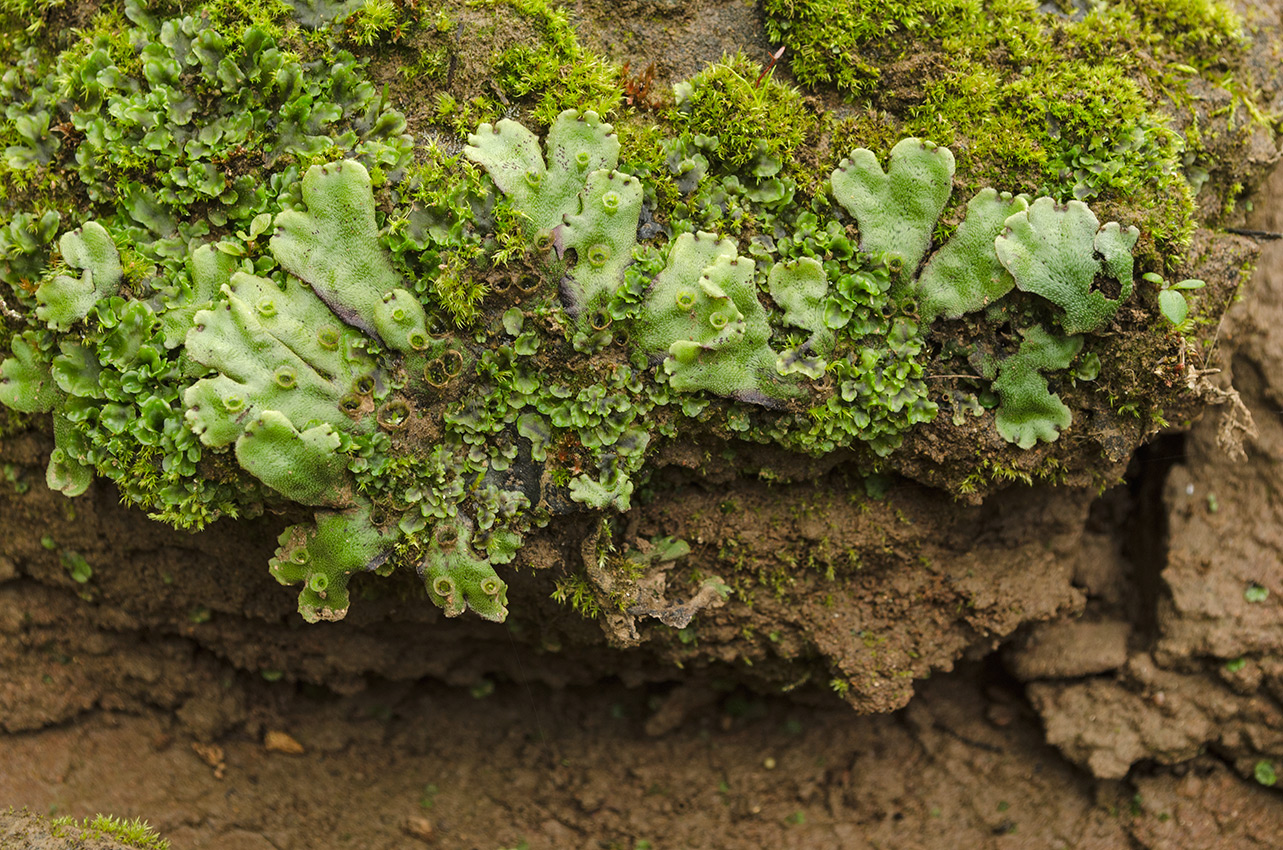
{"left": 403, "top": 816, "right": 435, "bottom": 843}
{"left": 264, "top": 730, "right": 305, "bottom": 755}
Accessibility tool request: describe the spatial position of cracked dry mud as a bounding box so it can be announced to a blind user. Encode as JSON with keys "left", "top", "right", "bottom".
{"left": 6, "top": 2, "right": 1283, "bottom": 849}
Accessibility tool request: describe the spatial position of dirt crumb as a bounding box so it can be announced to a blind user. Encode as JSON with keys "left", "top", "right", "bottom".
{"left": 263, "top": 730, "right": 305, "bottom": 755}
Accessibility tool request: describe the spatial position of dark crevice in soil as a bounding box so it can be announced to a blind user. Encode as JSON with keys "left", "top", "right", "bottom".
{"left": 1120, "top": 432, "right": 1187, "bottom": 642}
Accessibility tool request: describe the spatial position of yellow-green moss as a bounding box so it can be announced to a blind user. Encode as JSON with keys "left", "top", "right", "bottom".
{"left": 763, "top": 0, "right": 1262, "bottom": 258}
{"left": 670, "top": 52, "right": 814, "bottom": 171}
{"left": 480, "top": 0, "right": 622, "bottom": 126}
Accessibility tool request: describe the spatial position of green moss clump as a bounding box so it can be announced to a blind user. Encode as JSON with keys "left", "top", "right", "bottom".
{"left": 3, "top": 809, "right": 171, "bottom": 850}
{"left": 762, "top": 0, "right": 1259, "bottom": 253}
{"left": 382, "top": 142, "right": 521, "bottom": 327}
{"left": 1123, "top": 0, "right": 1243, "bottom": 52}
{"left": 81, "top": 814, "right": 171, "bottom": 850}
{"left": 482, "top": 0, "right": 622, "bottom": 126}
{"left": 670, "top": 52, "right": 813, "bottom": 172}
{"left": 0, "top": 0, "right": 414, "bottom": 529}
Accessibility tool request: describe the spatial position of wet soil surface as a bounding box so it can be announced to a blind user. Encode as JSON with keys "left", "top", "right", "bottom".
{"left": 0, "top": 667, "right": 1127, "bottom": 850}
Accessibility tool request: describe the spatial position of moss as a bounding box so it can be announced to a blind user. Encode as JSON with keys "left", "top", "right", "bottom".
{"left": 551, "top": 570, "right": 602, "bottom": 618}
{"left": 0, "top": 0, "right": 415, "bottom": 531}
{"left": 480, "top": 0, "right": 622, "bottom": 126}
{"left": 0, "top": 0, "right": 1270, "bottom": 625}
{"left": 382, "top": 139, "right": 526, "bottom": 325}
{"left": 670, "top": 52, "right": 814, "bottom": 172}
{"left": 4, "top": 809, "right": 171, "bottom": 850}
{"left": 83, "top": 814, "right": 170, "bottom": 849}
{"left": 763, "top": 0, "right": 1261, "bottom": 257}
{"left": 1124, "top": 0, "right": 1244, "bottom": 52}
{"left": 200, "top": 0, "right": 296, "bottom": 37}
{"left": 338, "top": 0, "right": 402, "bottom": 45}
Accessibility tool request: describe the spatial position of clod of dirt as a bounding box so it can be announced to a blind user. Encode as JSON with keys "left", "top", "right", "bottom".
{"left": 402, "top": 815, "right": 435, "bottom": 843}
{"left": 1005, "top": 618, "right": 1131, "bottom": 680}
{"left": 1024, "top": 163, "right": 1283, "bottom": 784}
{"left": 0, "top": 810, "right": 159, "bottom": 850}
{"left": 1129, "top": 762, "right": 1283, "bottom": 849}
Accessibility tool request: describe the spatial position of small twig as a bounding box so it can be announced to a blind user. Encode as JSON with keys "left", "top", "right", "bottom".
{"left": 1225, "top": 227, "right": 1283, "bottom": 240}
{"left": 755, "top": 46, "right": 786, "bottom": 88}
{"left": 1200, "top": 311, "right": 1229, "bottom": 371}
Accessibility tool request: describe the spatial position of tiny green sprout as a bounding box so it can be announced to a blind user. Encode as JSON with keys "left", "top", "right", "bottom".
{"left": 84, "top": 814, "right": 170, "bottom": 850}
{"left": 237, "top": 213, "right": 275, "bottom": 244}
{"left": 3, "top": 464, "right": 28, "bottom": 493}
{"left": 1225, "top": 657, "right": 1246, "bottom": 672}
{"left": 829, "top": 678, "right": 849, "bottom": 695}
{"left": 1255, "top": 760, "right": 1278, "bottom": 787}
{"left": 1144, "top": 271, "right": 1206, "bottom": 328}
{"left": 1245, "top": 583, "right": 1270, "bottom": 603}
{"left": 61, "top": 550, "right": 92, "bottom": 583}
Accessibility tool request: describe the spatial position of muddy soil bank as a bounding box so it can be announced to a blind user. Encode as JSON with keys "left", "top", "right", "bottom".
{"left": 4, "top": 176, "right": 1283, "bottom": 848}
